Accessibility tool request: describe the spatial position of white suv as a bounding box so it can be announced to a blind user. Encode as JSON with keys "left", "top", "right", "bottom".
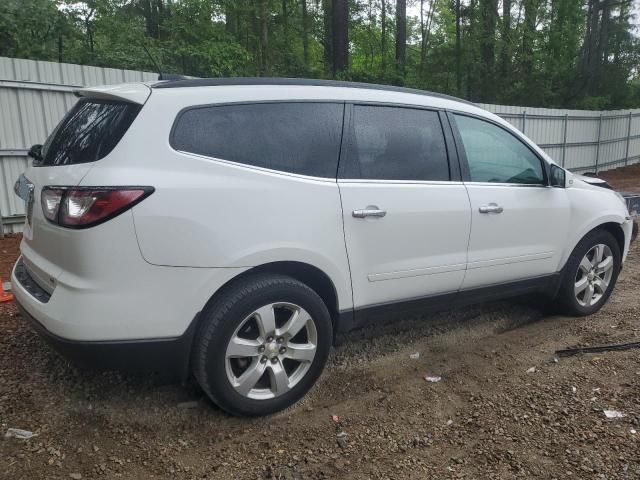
{"left": 12, "top": 78, "right": 635, "bottom": 416}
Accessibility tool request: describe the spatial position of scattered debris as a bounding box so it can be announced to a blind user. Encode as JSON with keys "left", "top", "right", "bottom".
{"left": 571, "top": 386, "right": 577, "bottom": 393}
{"left": 69, "top": 473, "right": 82, "bottom": 480}
{"left": 409, "top": 352, "right": 420, "bottom": 360}
{"left": 446, "top": 419, "right": 454, "bottom": 426}
{"left": 556, "top": 341, "right": 640, "bottom": 357}
{"left": 336, "top": 432, "right": 348, "bottom": 449}
{"left": 5, "top": 428, "right": 34, "bottom": 439}
{"left": 552, "top": 356, "right": 559, "bottom": 364}
{"left": 424, "top": 375, "right": 442, "bottom": 383}
{"left": 177, "top": 401, "right": 199, "bottom": 409}
{"left": 631, "top": 429, "right": 637, "bottom": 435}
{"left": 331, "top": 415, "right": 340, "bottom": 423}
{"left": 526, "top": 367, "right": 536, "bottom": 374}
{"left": 603, "top": 410, "right": 626, "bottom": 419}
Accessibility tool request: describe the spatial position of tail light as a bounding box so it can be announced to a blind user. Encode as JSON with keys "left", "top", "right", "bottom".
{"left": 41, "top": 187, "right": 154, "bottom": 229}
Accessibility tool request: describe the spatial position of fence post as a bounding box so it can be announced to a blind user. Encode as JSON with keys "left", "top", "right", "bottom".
{"left": 561, "top": 113, "right": 569, "bottom": 167}
{"left": 625, "top": 111, "right": 632, "bottom": 167}
{"left": 522, "top": 110, "right": 527, "bottom": 134}
{"left": 594, "top": 113, "right": 603, "bottom": 174}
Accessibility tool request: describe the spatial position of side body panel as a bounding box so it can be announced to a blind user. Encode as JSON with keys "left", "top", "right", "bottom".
{"left": 339, "top": 181, "right": 471, "bottom": 308}
{"left": 79, "top": 90, "right": 354, "bottom": 311}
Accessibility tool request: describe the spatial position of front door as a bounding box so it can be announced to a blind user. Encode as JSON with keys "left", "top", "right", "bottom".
{"left": 449, "top": 113, "right": 570, "bottom": 290}
{"left": 339, "top": 105, "right": 472, "bottom": 309}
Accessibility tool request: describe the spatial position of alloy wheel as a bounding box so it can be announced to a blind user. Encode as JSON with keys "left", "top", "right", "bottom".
{"left": 574, "top": 243, "right": 614, "bottom": 307}
{"left": 225, "top": 302, "right": 317, "bottom": 400}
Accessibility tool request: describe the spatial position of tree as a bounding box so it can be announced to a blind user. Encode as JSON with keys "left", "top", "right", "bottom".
{"left": 395, "top": 0, "right": 406, "bottom": 81}
{"left": 331, "top": 0, "right": 348, "bottom": 75}
{"left": 2, "top": 0, "right": 640, "bottom": 109}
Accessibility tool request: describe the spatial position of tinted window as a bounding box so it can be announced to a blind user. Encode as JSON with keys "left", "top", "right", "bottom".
{"left": 172, "top": 103, "right": 343, "bottom": 178}
{"left": 454, "top": 114, "right": 545, "bottom": 184}
{"left": 40, "top": 99, "right": 140, "bottom": 166}
{"left": 342, "top": 106, "right": 449, "bottom": 181}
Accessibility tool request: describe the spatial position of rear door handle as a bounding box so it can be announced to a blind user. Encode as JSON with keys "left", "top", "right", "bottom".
{"left": 352, "top": 207, "right": 387, "bottom": 218}
{"left": 478, "top": 203, "right": 504, "bottom": 214}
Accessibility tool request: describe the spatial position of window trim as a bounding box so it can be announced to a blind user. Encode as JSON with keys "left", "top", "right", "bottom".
{"left": 447, "top": 110, "right": 550, "bottom": 187}
{"left": 337, "top": 102, "right": 456, "bottom": 183}
{"left": 169, "top": 100, "right": 346, "bottom": 179}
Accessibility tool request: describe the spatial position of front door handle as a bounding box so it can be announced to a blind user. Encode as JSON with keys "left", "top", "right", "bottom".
{"left": 352, "top": 206, "right": 387, "bottom": 218}
{"left": 478, "top": 203, "right": 504, "bottom": 214}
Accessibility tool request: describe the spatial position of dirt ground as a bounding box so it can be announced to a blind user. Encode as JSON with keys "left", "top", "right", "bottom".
{"left": 1, "top": 168, "right": 639, "bottom": 480}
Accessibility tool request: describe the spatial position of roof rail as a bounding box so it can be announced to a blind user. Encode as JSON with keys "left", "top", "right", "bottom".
{"left": 152, "top": 77, "right": 474, "bottom": 105}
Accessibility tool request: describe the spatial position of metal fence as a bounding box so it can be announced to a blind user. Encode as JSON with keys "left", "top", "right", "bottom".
{"left": 1, "top": 56, "right": 639, "bottom": 233}
{"left": 478, "top": 103, "right": 640, "bottom": 173}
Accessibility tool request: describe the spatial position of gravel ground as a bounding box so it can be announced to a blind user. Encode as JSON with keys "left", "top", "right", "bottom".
{"left": 1, "top": 168, "right": 639, "bottom": 480}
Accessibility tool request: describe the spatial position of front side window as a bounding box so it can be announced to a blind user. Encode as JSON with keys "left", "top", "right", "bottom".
{"left": 342, "top": 105, "right": 450, "bottom": 181}
{"left": 453, "top": 114, "right": 545, "bottom": 185}
{"left": 171, "top": 102, "right": 343, "bottom": 178}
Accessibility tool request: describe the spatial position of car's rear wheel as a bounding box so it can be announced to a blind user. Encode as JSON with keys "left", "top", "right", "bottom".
{"left": 193, "top": 273, "right": 332, "bottom": 416}
{"left": 557, "top": 229, "right": 621, "bottom": 316}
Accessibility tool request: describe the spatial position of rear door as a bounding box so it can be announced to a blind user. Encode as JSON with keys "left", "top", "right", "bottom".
{"left": 449, "top": 112, "right": 570, "bottom": 290}
{"left": 338, "top": 104, "right": 471, "bottom": 310}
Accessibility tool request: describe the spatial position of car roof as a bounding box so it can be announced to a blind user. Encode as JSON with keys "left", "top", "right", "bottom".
{"left": 151, "top": 77, "right": 475, "bottom": 106}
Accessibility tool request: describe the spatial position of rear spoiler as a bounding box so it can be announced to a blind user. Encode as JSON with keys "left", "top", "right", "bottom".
{"left": 74, "top": 83, "right": 151, "bottom": 105}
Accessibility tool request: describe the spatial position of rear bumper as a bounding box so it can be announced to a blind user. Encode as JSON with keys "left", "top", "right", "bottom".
{"left": 15, "top": 297, "right": 197, "bottom": 379}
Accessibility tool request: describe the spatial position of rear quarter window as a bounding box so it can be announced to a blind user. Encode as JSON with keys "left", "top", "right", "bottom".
{"left": 40, "top": 99, "right": 141, "bottom": 166}
{"left": 171, "top": 102, "right": 344, "bottom": 178}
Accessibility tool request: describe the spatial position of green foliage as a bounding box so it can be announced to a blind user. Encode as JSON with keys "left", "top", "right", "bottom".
{"left": 1, "top": 0, "right": 638, "bottom": 109}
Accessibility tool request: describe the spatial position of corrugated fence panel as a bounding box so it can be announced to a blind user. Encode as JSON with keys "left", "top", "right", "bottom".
{"left": 0, "top": 57, "right": 156, "bottom": 233}
{"left": 1, "top": 57, "right": 639, "bottom": 233}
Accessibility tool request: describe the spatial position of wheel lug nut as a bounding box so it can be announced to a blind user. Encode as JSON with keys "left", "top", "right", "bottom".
{"left": 271, "top": 357, "right": 278, "bottom": 364}
{"left": 260, "top": 356, "right": 267, "bottom": 363}
{"left": 267, "top": 336, "right": 273, "bottom": 343}
{"left": 258, "top": 346, "right": 265, "bottom": 353}
{"left": 279, "top": 347, "right": 286, "bottom": 354}
{"left": 277, "top": 337, "right": 284, "bottom": 344}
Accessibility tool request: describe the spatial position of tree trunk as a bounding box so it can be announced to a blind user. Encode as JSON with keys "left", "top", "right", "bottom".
{"left": 58, "top": 34, "right": 63, "bottom": 63}
{"left": 282, "top": 0, "right": 289, "bottom": 48}
{"left": 302, "top": 0, "right": 310, "bottom": 70}
{"left": 381, "top": 0, "right": 387, "bottom": 74}
{"left": 478, "top": 0, "right": 498, "bottom": 101}
{"left": 455, "top": 0, "right": 462, "bottom": 95}
{"left": 499, "top": 0, "right": 511, "bottom": 83}
{"left": 521, "top": 0, "right": 540, "bottom": 79}
{"left": 331, "top": 0, "right": 348, "bottom": 75}
{"left": 225, "top": 1, "right": 237, "bottom": 37}
{"left": 395, "top": 0, "right": 406, "bottom": 81}
{"left": 256, "top": 0, "right": 271, "bottom": 76}
{"left": 323, "top": 0, "right": 333, "bottom": 71}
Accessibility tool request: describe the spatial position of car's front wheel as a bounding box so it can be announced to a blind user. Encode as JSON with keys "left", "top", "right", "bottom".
{"left": 557, "top": 229, "right": 621, "bottom": 316}
{"left": 193, "top": 273, "right": 333, "bottom": 416}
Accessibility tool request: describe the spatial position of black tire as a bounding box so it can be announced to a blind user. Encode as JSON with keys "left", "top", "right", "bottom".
{"left": 557, "top": 229, "right": 621, "bottom": 316}
{"left": 192, "top": 273, "right": 333, "bottom": 416}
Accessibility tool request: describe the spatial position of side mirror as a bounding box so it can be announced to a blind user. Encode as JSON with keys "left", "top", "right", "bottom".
{"left": 549, "top": 164, "right": 566, "bottom": 188}
{"left": 28, "top": 144, "right": 43, "bottom": 162}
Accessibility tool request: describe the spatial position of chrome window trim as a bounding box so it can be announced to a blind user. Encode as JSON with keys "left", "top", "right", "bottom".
{"left": 463, "top": 182, "right": 550, "bottom": 188}
{"left": 173, "top": 149, "right": 339, "bottom": 184}
{"left": 338, "top": 179, "right": 464, "bottom": 186}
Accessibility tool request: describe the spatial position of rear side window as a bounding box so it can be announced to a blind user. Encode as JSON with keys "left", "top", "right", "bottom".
{"left": 341, "top": 105, "right": 450, "bottom": 181}
{"left": 171, "top": 102, "right": 344, "bottom": 178}
{"left": 40, "top": 99, "right": 141, "bottom": 166}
